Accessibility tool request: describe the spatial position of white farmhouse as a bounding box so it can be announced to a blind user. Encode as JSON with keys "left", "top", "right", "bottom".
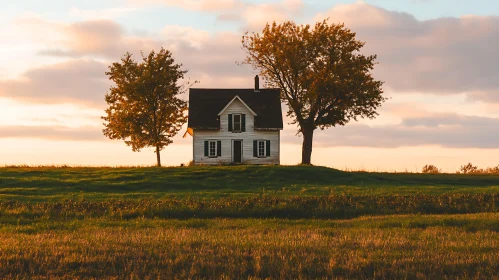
{"left": 186, "top": 76, "right": 283, "bottom": 165}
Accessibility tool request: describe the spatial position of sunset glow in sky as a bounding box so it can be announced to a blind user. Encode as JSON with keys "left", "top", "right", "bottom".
{"left": 1, "top": 0, "right": 499, "bottom": 171}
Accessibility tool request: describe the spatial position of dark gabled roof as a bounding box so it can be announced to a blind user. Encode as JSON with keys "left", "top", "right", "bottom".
{"left": 188, "top": 88, "right": 283, "bottom": 130}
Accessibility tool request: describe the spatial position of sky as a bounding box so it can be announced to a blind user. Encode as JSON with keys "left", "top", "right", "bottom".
{"left": 1, "top": 0, "right": 499, "bottom": 172}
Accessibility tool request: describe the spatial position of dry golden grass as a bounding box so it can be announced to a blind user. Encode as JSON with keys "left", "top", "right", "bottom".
{"left": 1, "top": 215, "right": 498, "bottom": 279}
{"left": 1, "top": 166, "right": 499, "bottom": 278}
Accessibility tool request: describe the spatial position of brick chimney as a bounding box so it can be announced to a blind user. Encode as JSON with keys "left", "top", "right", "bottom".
{"left": 254, "top": 75, "right": 260, "bottom": 92}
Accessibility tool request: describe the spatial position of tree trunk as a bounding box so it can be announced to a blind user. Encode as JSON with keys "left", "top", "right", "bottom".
{"left": 301, "top": 125, "right": 314, "bottom": 165}
{"left": 156, "top": 146, "right": 161, "bottom": 167}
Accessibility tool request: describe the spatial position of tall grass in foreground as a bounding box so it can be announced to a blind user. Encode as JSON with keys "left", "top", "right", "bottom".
{"left": 0, "top": 215, "right": 498, "bottom": 279}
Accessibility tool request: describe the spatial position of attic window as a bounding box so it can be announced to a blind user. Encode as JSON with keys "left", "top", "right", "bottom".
{"left": 228, "top": 114, "right": 246, "bottom": 132}
{"left": 233, "top": 114, "right": 241, "bottom": 132}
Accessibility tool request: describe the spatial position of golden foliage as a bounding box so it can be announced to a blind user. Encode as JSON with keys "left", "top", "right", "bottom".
{"left": 102, "top": 48, "right": 190, "bottom": 166}
{"left": 242, "top": 20, "right": 386, "bottom": 164}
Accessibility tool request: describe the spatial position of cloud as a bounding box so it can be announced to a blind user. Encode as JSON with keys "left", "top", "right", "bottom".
{"left": 216, "top": 14, "right": 240, "bottom": 22}
{"left": 0, "top": 122, "right": 193, "bottom": 146}
{"left": 468, "top": 90, "right": 499, "bottom": 103}
{"left": 401, "top": 113, "right": 499, "bottom": 128}
{"left": 2, "top": 17, "right": 256, "bottom": 106}
{"left": 68, "top": 7, "right": 139, "bottom": 20}
{"left": 241, "top": 0, "right": 305, "bottom": 30}
{"left": 162, "top": 25, "right": 211, "bottom": 49}
{"left": 19, "top": 16, "right": 246, "bottom": 72}
{"left": 65, "top": 20, "right": 124, "bottom": 56}
{"left": 32, "top": 20, "right": 138, "bottom": 58}
{"left": 0, "top": 59, "right": 110, "bottom": 106}
{"left": 317, "top": 2, "right": 499, "bottom": 101}
{"left": 26, "top": 1, "right": 494, "bottom": 100}
{"left": 131, "top": 0, "right": 304, "bottom": 29}
{"left": 16, "top": 18, "right": 162, "bottom": 59}
{"left": 0, "top": 125, "right": 104, "bottom": 141}
{"left": 13, "top": 3, "right": 499, "bottom": 103}
{"left": 281, "top": 113, "right": 499, "bottom": 149}
{"left": 134, "top": 0, "right": 243, "bottom": 12}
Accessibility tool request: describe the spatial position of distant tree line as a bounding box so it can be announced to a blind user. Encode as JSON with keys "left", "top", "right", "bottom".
{"left": 422, "top": 163, "right": 499, "bottom": 174}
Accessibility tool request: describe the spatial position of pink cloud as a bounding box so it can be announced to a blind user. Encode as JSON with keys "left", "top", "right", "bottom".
{"left": 281, "top": 113, "right": 499, "bottom": 149}
{"left": 130, "top": 0, "right": 305, "bottom": 29}
{"left": 0, "top": 59, "right": 110, "bottom": 105}
{"left": 316, "top": 2, "right": 499, "bottom": 98}
{"left": 130, "top": 0, "right": 243, "bottom": 12}
{"left": 0, "top": 125, "right": 103, "bottom": 141}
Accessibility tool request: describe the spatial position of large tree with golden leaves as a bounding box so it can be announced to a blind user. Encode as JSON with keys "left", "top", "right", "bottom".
{"left": 102, "top": 48, "right": 188, "bottom": 167}
{"left": 242, "top": 20, "right": 386, "bottom": 164}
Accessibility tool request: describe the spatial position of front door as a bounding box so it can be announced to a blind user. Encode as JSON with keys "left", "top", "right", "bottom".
{"left": 233, "top": 140, "right": 242, "bottom": 163}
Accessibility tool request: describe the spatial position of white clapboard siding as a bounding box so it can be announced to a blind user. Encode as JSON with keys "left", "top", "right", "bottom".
{"left": 193, "top": 98, "right": 280, "bottom": 165}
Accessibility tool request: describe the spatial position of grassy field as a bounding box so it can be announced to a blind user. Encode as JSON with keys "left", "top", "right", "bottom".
{"left": 1, "top": 165, "right": 498, "bottom": 278}
{"left": 2, "top": 165, "right": 499, "bottom": 199}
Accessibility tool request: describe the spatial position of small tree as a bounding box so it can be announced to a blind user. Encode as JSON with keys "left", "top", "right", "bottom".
{"left": 459, "top": 163, "right": 480, "bottom": 174}
{"left": 242, "top": 20, "right": 386, "bottom": 164}
{"left": 484, "top": 165, "right": 499, "bottom": 174}
{"left": 421, "top": 164, "right": 441, "bottom": 174}
{"left": 102, "top": 48, "right": 188, "bottom": 167}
